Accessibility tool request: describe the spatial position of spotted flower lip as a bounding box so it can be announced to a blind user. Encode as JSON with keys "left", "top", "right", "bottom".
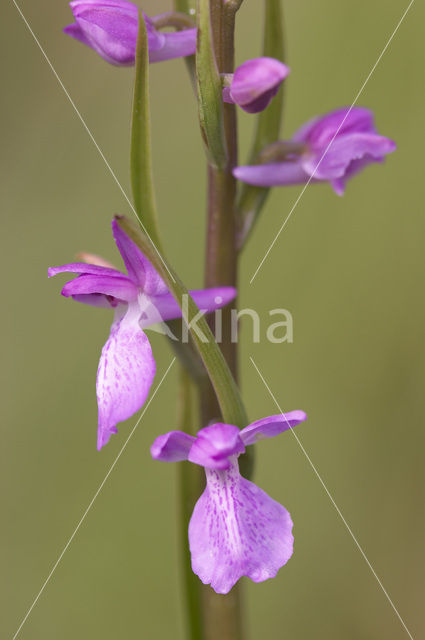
{"left": 223, "top": 57, "right": 290, "bottom": 114}
{"left": 151, "top": 410, "right": 307, "bottom": 593}
{"left": 233, "top": 106, "right": 396, "bottom": 194}
{"left": 64, "top": 0, "right": 197, "bottom": 65}
{"left": 48, "top": 220, "right": 237, "bottom": 450}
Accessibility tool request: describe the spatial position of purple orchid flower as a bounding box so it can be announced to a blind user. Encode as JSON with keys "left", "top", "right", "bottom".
{"left": 234, "top": 106, "right": 396, "bottom": 194}
{"left": 151, "top": 411, "right": 307, "bottom": 593}
{"left": 48, "top": 220, "right": 236, "bottom": 450}
{"left": 64, "top": 0, "right": 197, "bottom": 65}
{"left": 223, "top": 57, "right": 290, "bottom": 114}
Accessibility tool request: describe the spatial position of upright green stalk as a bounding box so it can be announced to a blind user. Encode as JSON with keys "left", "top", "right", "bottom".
{"left": 177, "top": 368, "right": 204, "bottom": 640}
{"left": 129, "top": 14, "right": 247, "bottom": 635}
{"left": 237, "top": 0, "right": 285, "bottom": 248}
{"left": 197, "top": 2, "right": 244, "bottom": 639}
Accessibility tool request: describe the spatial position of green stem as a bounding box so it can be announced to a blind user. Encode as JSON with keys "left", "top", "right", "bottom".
{"left": 173, "top": 0, "right": 197, "bottom": 88}
{"left": 151, "top": 11, "right": 195, "bottom": 30}
{"left": 177, "top": 368, "right": 204, "bottom": 640}
{"left": 237, "top": 0, "right": 285, "bottom": 249}
{"left": 199, "top": 3, "right": 244, "bottom": 639}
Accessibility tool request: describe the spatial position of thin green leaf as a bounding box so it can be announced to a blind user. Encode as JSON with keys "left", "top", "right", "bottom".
{"left": 196, "top": 0, "right": 228, "bottom": 169}
{"left": 117, "top": 215, "right": 248, "bottom": 428}
{"left": 237, "top": 0, "right": 285, "bottom": 249}
{"left": 130, "top": 10, "right": 162, "bottom": 250}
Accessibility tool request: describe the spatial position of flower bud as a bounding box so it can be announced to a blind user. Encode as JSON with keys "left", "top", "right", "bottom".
{"left": 223, "top": 57, "right": 290, "bottom": 113}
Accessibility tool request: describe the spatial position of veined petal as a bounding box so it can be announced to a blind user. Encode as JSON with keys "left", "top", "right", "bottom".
{"left": 112, "top": 219, "right": 167, "bottom": 295}
{"left": 293, "top": 106, "right": 376, "bottom": 146}
{"left": 189, "top": 459, "right": 294, "bottom": 594}
{"left": 233, "top": 162, "right": 309, "bottom": 187}
{"left": 188, "top": 424, "right": 245, "bottom": 470}
{"left": 151, "top": 430, "right": 196, "bottom": 462}
{"left": 48, "top": 262, "right": 125, "bottom": 278}
{"left": 66, "top": 2, "right": 164, "bottom": 66}
{"left": 61, "top": 274, "right": 138, "bottom": 301}
{"left": 139, "top": 286, "right": 237, "bottom": 327}
{"left": 149, "top": 28, "right": 197, "bottom": 63}
{"left": 73, "top": 12, "right": 138, "bottom": 65}
{"left": 303, "top": 133, "right": 396, "bottom": 181}
{"left": 96, "top": 301, "right": 156, "bottom": 449}
{"left": 241, "top": 411, "right": 307, "bottom": 446}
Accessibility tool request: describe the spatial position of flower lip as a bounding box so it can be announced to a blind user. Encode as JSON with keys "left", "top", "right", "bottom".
{"left": 188, "top": 423, "right": 245, "bottom": 470}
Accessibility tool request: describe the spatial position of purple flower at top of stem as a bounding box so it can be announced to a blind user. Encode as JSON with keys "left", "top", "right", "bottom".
{"left": 234, "top": 106, "right": 396, "bottom": 194}
{"left": 64, "top": 0, "right": 197, "bottom": 65}
{"left": 223, "top": 57, "right": 290, "bottom": 114}
{"left": 151, "top": 411, "right": 308, "bottom": 593}
{"left": 48, "top": 220, "right": 236, "bottom": 450}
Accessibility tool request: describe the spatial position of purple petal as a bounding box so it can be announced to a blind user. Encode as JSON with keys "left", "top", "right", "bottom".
{"left": 228, "top": 57, "right": 289, "bottom": 113}
{"left": 188, "top": 424, "right": 245, "bottom": 470}
{"left": 303, "top": 133, "right": 396, "bottom": 181}
{"left": 233, "top": 162, "right": 309, "bottom": 187}
{"left": 189, "top": 460, "right": 294, "bottom": 594}
{"left": 66, "top": 1, "right": 164, "bottom": 65}
{"left": 241, "top": 411, "right": 307, "bottom": 446}
{"left": 71, "top": 293, "right": 123, "bottom": 308}
{"left": 111, "top": 219, "right": 168, "bottom": 295}
{"left": 96, "top": 302, "right": 156, "bottom": 449}
{"left": 330, "top": 155, "right": 384, "bottom": 195}
{"left": 139, "top": 286, "right": 237, "bottom": 327}
{"left": 48, "top": 262, "right": 125, "bottom": 278}
{"left": 151, "top": 430, "right": 196, "bottom": 462}
{"left": 149, "top": 28, "right": 197, "bottom": 63}
{"left": 64, "top": 22, "right": 92, "bottom": 47}
{"left": 237, "top": 89, "right": 280, "bottom": 115}
{"left": 61, "top": 273, "right": 138, "bottom": 302}
{"left": 293, "top": 106, "right": 376, "bottom": 146}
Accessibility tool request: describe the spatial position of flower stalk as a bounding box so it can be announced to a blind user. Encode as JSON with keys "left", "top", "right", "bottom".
{"left": 198, "top": 1, "right": 244, "bottom": 638}
{"left": 237, "top": 0, "right": 285, "bottom": 248}
{"left": 177, "top": 368, "right": 204, "bottom": 639}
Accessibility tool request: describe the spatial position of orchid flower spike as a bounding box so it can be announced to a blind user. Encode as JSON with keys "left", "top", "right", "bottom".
{"left": 234, "top": 106, "right": 396, "bottom": 194}
{"left": 64, "top": 0, "right": 197, "bottom": 65}
{"left": 48, "top": 220, "right": 236, "bottom": 450}
{"left": 223, "top": 57, "right": 289, "bottom": 114}
{"left": 151, "top": 411, "right": 307, "bottom": 593}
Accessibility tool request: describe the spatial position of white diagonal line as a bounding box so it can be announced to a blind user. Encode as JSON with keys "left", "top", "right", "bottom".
{"left": 250, "top": 0, "right": 415, "bottom": 284}
{"left": 12, "top": 358, "right": 176, "bottom": 640}
{"left": 11, "top": 0, "right": 175, "bottom": 283}
{"left": 249, "top": 356, "right": 414, "bottom": 640}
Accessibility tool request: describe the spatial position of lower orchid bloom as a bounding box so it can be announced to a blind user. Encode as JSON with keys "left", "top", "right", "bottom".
{"left": 48, "top": 219, "right": 236, "bottom": 450}
{"left": 64, "top": 0, "right": 197, "bottom": 65}
{"left": 151, "top": 411, "right": 307, "bottom": 594}
{"left": 234, "top": 106, "right": 396, "bottom": 195}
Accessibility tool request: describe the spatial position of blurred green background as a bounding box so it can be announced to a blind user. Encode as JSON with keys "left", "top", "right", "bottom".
{"left": 2, "top": 0, "right": 424, "bottom": 638}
